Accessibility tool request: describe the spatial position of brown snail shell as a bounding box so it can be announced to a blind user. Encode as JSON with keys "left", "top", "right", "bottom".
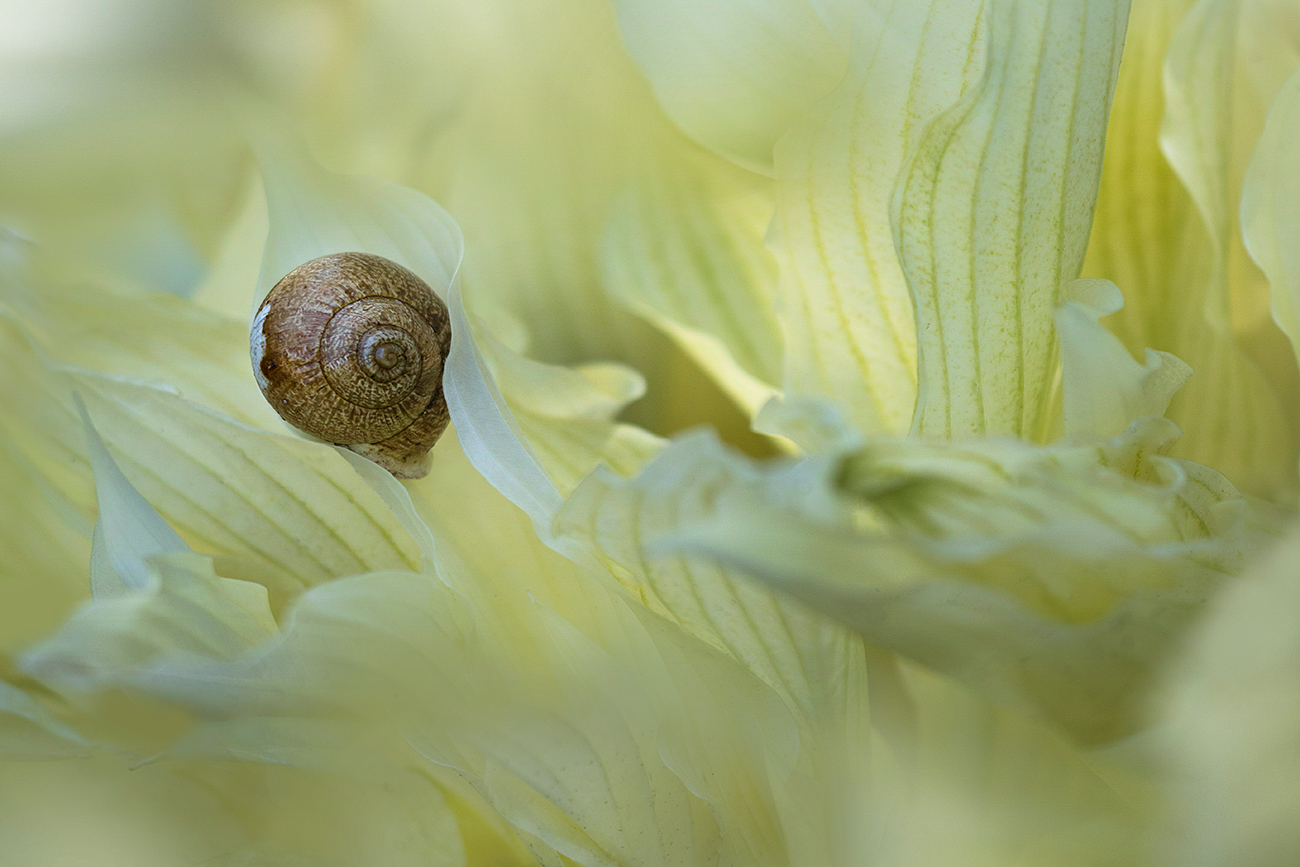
{"left": 251, "top": 252, "right": 450, "bottom": 479}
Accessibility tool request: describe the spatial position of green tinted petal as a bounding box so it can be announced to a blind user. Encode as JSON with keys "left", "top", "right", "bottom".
{"left": 649, "top": 422, "right": 1249, "bottom": 743}
{"left": 771, "top": 0, "right": 985, "bottom": 437}
{"left": 19, "top": 421, "right": 274, "bottom": 696}
{"left": 858, "top": 661, "right": 1148, "bottom": 866}
{"left": 1056, "top": 279, "right": 1191, "bottom": 442}
{"left": 0, "top": 431, "right": 91, "bottom": 657}
{"left": 896, "top": 0, "right": 1129, "bottom": 441}
{"left": 1083, "top": 0, "right": 1300, "bottom": 500}
{"left": 642, "top": 606, "right": 799, "bottom": 866}
{"left": 474, "top": 609, "right": 727, "bottom": 867}
{"left": 471, "top": 324, "right": 662, "bottom": 497}
{"left": 444, "top": 296, "right": 661, "bottom": 527}
{"left": 444, "top": 284, "right": 564, "bottom": 531}
{"left": 134, "top": 564, "right": 732, "bottom": 867}
{"left": 4, "top": 270, "right": 279, "bottom": 432}
{"left": 1, "top": 309, "right": 422, "bottom": 597}
{"left": 557, "top": 435, "right": 871, "bottom": 862}
{"left": 206, "top": 431, "right": 800, "bottom": 867}
{"left": 614, "top": 0, "right": 849, "bottom": 173}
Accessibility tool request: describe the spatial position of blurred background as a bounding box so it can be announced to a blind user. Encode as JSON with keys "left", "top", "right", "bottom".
{"left": 0, "top": 0, "right": 771, "bottom": 449}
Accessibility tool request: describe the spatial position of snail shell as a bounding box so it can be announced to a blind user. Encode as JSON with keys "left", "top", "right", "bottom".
{"left": 251, "top": 252, "right": 451, "bottom": 479}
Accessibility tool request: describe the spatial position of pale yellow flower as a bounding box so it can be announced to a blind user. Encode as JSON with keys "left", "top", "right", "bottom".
{"left": 2, "top": 0, "right": 1300, "bottom": 865}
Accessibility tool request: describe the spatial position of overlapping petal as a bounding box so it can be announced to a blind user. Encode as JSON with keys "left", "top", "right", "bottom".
{"left": 770, "top": 0, "right": 985, "bottom": 436}
{"left": 638, "top": 421, "right": 1250, "bottom": 744}
{"left": 896, "top": 0, "right": 1130, "bottom": 441}
{"left": 3, "top": 0, "right": 1299, "bottom": 862}
{"left": 1083, "top": 0, "right": 1300, "bottom": 499}
{"left": 603, "top": 147, "right": 783, "bottom": 418}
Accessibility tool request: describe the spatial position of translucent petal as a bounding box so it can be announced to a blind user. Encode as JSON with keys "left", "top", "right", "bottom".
{"left": 116, "top": 564, "right": 741, "bottom": 867}
{"left": 76, "top": 394, "right": 188, "bottom": 595}
{"left": 1, "top": 307, "right": 424, "bottom": 603}
{"left": 771, "top": 0, "right": 985, "bottom": 437}
{"left": 1056, "top": 279, "right": 1191, "bottom": 442}
{"left": 457, "top": 315, "right": 661, "bottom": 501}
{"left": 473, "top": 609, "right": 730, "bottom": 867}
{"left": 3, "top": 270, "right": 281, "bottom": 432}
{"left": 30, "top": 382, "right": 279, "bottom": 683}
{"left": 555, "top": 432, "right": 871, "bottom": 856}
{"left": 156, "top": 433, "right": 799, "bottom": 867}
{"left": 895, "top": 0, "right": 1130, "bottom": 441}
{"left": 614, "top": 0, "right": 849, "bottom": 173}
{"left": 443, "top": 283, "right": 564, "bottom": 531}
{"left": 558, "top": 432, "right": 871, "bottom": 862}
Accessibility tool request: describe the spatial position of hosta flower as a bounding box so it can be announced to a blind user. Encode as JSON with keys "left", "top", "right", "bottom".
{"left": 3, "top": 0, "right": 1300, "bottom": 865}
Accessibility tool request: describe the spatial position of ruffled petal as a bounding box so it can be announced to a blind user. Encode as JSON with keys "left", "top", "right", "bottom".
{"left": 1056, "top": 279, "right": 1191, "bottom": 442}
{"left": 642, "top": 422, "right": 1251, "bottom": 744}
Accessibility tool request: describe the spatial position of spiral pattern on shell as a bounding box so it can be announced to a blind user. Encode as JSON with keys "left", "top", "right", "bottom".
{"left": 251, "top": 252, "right": 451, "bottom": 478}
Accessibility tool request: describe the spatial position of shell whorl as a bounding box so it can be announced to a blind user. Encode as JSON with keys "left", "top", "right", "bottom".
{"left": 251, "top": 252, "right": 451, "bottom": 478}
